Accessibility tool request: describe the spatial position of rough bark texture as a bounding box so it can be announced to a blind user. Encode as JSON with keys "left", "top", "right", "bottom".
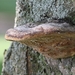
{"left": 1, "top": 0, "right": 75, "bottom": 75}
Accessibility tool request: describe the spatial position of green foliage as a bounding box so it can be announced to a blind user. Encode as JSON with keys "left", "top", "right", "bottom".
{"left": 0, "top": 0, "right": 16, "bottom": 14}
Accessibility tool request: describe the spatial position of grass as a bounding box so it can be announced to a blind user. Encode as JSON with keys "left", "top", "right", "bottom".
{"left": 0, "top": 35, "right": 11, "bottom": 74}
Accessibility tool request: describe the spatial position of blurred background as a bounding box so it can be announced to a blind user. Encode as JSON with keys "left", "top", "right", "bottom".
{"left": 0, "top": 0, "right": 16, "bottom": 74}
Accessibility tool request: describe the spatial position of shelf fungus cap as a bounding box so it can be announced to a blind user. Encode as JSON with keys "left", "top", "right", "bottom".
{"left": 5, "top": 23, "right": 75, "bottom": 58}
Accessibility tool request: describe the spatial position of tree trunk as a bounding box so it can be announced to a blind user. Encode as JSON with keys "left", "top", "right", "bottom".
{"left": 1, "top": 0, "right": 75, "bottom": 75}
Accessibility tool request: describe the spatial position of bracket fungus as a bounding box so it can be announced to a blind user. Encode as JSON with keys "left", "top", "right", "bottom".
{"left": 5, "top": 23, "right": 75, "bottom": 58}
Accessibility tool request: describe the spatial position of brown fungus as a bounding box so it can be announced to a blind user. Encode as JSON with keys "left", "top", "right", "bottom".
{"left": 5, "top": 23, "right": 75, "bottom": 58}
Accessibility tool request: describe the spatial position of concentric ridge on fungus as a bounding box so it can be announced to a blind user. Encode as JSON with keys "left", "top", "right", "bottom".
{"left": 5, "top": 23, "right": 75, "bottom": 58}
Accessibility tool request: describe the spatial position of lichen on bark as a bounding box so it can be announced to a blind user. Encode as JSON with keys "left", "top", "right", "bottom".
{"left": 15, "top": 0, "right": 75, "bottom": 27}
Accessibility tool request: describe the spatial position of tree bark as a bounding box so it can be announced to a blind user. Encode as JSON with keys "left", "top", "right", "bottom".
{"left": 1, "top": 0, "right": 75, "bottom": 75}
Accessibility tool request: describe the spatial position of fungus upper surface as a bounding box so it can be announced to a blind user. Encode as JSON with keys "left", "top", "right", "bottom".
{"left": 5, "top": 23, "right": 75, "bottom": 58}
